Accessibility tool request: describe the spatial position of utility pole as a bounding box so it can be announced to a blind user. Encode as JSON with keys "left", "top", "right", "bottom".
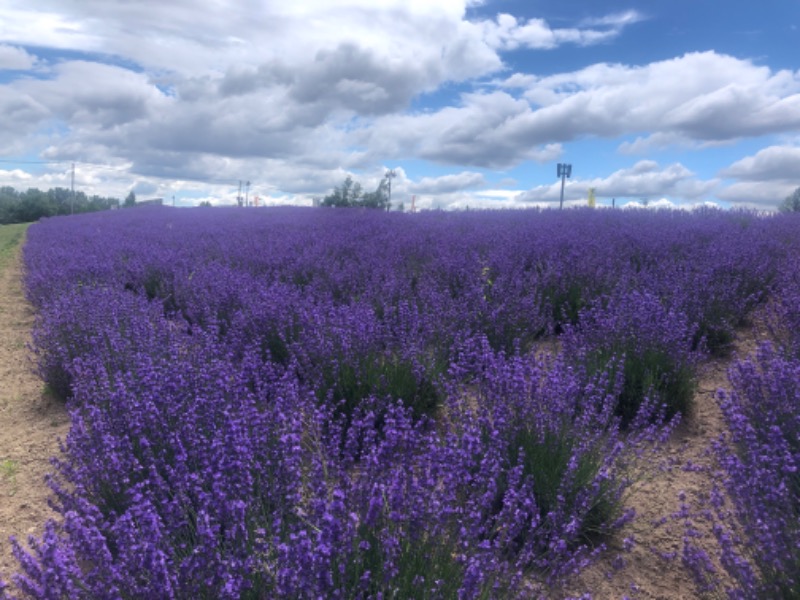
{"left": 557, "top": 163, "right": 572, "bottom": 210}
{"left": 385, "top": 168, "right": 396, "bottom": 211}
{"left": 237, "top": 180, "right": 243, "bottom": 207}
{"left": 245, "top": 180, "right": 251, "bottom": 207}
{"left": 71, "top": 162, "right": 75, "bottom": 214}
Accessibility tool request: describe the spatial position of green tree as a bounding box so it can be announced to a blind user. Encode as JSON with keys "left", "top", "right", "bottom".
{"left": 15, "top": 189, "right": 55, "bottom": 222}
{"left": 124, "top": 191, "right": 136, "bottom": 208}
{"left": 322, "top": 176, "right": 363, "bottom": 207}
{"left": 322, "top": 175, "right": 391, "bottom": 210}
{"left": 361, "top": 178, "right": 390, "bottom": 210}
{"left": 0, "top": 186, "right": 121, "bottom": 223}
{"left": 779, "top": 186, "right": 800, "bottom": 213}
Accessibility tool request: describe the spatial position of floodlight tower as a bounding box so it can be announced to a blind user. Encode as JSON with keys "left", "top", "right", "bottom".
{"left": 557, "top": 163, "right": 572, "bottom": 209}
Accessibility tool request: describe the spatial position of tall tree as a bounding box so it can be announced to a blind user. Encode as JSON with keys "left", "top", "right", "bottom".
{"left": 124, "top": 191, "right": 136, "bottom": 208}
{"left": 321, "top": 176, "right": 363, "bottom": 207}
{"left": 322, "top": 175, "right": 391, "bottom": 210}
{"left": 779, "top": 186, "right": 800, "bottom": 213}
{"left": 360, "top": 178, "right": 390, "bottom": 210}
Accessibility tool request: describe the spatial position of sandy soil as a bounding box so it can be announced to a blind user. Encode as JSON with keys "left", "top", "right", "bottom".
{"left": 569, "top": 327, "right": 766, "bottom": 599}
{"left": 0, "top": 241, "right": 70, "bottom": 586}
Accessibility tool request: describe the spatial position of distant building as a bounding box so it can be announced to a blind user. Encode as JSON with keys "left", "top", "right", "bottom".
{"left": 137, "top": 198, "right": 164, "bottom": 207}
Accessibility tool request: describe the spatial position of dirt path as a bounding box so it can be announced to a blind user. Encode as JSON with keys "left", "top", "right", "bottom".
{"left": 571, "top": 329, "right": 766, "bottom": 599}
{"left": 0, "top": 230, "right": 70, "bottom": 584}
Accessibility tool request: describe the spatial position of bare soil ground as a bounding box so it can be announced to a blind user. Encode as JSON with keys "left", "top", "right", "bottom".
{"left": 0, "top": 227, "right": 768, "bottom": 597}
{"left": 0, "top": 232, "right": 69, "bottom": 585}
{"left": 570, "top": 327, "right": 766, "bottom": 599}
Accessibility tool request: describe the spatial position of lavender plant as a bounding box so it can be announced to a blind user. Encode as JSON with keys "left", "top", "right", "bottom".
{"left": 702, "top": 343, "right": 800, "bottom": 598}
{"left": 562, "top": 290, "right": 700, "bottom": 427}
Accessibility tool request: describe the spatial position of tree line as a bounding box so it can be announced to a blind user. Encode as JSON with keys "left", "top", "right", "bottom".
{"left": 320, "top": 174, "right": 393, "bottom": 210}
{"left": 779, "top": 186, "right": 800, "bottom": 213}
{"left": 0, "top": 186, "right": 125, "bottom": 224}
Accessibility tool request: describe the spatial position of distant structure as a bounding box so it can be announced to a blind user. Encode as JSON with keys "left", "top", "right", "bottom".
{"left": 587, "top": 187, "right": 596, "bottom": 208}
{"left": 557, "top": 163, "right": 572, "bottom": 209}
{"left": 137, "top": 198, "right": 163, "bottom": 207}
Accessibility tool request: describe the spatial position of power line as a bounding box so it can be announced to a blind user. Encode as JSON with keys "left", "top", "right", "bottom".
{"left": 0, "top": 159, "right": 67, "bottom": 165}
{"left": 0, "top": 159, "right": 132, "bottom": 171}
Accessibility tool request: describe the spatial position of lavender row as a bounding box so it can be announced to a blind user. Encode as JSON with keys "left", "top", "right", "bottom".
{"left": 24, "top": 206, "right": 786, "bottom": 400}
{"left": 7, "top": 285, "right": 674, "bottom": 598}
{"left": 682, "top": 214, "right": 800, "bottom": 599}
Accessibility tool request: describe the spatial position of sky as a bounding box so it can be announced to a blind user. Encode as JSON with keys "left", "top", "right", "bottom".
{"left": 0, "top": 0, "right": 799, "bottom": 210}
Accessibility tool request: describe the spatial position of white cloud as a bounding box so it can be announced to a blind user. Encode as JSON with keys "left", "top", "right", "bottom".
{"left": 409, "top": 171, "right": 485, "bottom": 194}
{"left": 503, "top": 51, "right": 800, "bottom": 143}
{"left": 715, "top": 180, "right": 797, "bottom": 209}
{"left": 515, "top": 160, "right": 718, "bottom": 205}
{"left": 480, "top": 10, "right": 643, "bottom": 51}
{"left": 0, "top": 44, "right": 38, "bottom": 70}
{"left": 0, "top": 2, "right": 796, "bottom": 210}
{"left": 17, "top": 61, "right": 170, "bottom": 129}
{"left": 719, "top": 145, "right": 800, "bottom": 181}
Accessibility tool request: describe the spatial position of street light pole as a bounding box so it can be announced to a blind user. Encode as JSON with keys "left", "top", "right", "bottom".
{"left": 557, "top": 163, "right": 572, "bottom": 209}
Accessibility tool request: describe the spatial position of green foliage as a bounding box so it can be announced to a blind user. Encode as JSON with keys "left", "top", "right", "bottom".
{"left": 0, "top": 458, "right": 19, "bottom": 496}
{"left": 321, "top": 176, "right": 363, "bottom": 207}
{"left": 779, "top": 186, "right": 800, "bottom": 213}
{"left": 322, "top": 175, "right": 391, "bottom": 210}
{"left": 490, "top": 425, "right": 618, "bottom": 556}
{"left": 123, "top": 191, "right": 137, "bottom": 208}
{"left": 322, "top": 354, "right": 442, "bottom": 423}
{"left": 0, "top": 223, "right": 29, "bottom": 272}
{"left": 588, "top": 347, "right": 696, "bottom": 428}
{"left": 0, "top": 186, "right": 120, "bottom": 224}
{"left": 540, "top": 280, "right": 587, "bottom": 334}
{"left": 336, "top": 526, "right": 466, "bottom": 599}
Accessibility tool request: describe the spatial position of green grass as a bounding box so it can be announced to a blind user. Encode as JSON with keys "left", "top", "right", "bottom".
{"left": 0, "top": 458, "right": 19, "bottom": 495}
{"left": 0, "top": 223, "right": 29, "bottom": 274}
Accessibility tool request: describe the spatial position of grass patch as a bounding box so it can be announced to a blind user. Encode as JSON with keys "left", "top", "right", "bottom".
{"left": 336, "top": 526, "right": 467, "bottom": 599}
{"left": 0, "top": 223, "right": 29, "bottom": 274}
{"left": 586, "top": 347, "right": 697, "bottom": 428}
{"left": 0, "top": 458, "right": 19, "bottom": 495}
{"left": 492, "top": 426, "right": 618, "bottom": 557}
{"left": 322, "top": 353, "right": 443, "bottom": 424}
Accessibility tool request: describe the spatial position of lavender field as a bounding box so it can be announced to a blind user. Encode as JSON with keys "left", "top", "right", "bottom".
{"left": 3, "top": 206, "right": 799, "bottom": 599}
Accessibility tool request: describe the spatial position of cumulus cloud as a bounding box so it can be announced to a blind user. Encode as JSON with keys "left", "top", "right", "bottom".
{"left": 719, "top": 145, "right": 800, "bottom": 181}
{"left": 501, "top": 51, "right": 800, "bottom": 144}
{"left": 0, "top": 88, "right": 50, "bottom": 150}
{"left": 361, "top": 92, "right": 564, "bottom": 168}
{"left": 409, "top": 171, "right": 486, "bottom": 194}
{"left": 0, "top": 1, "right": 796, "bottom": 210}
{"left": 480, "top": 10, "right": 643, "bottom": 51}
{"left": 356, "top": 51, "right": 800, "bottom": 171}
{"left": 0, "top": 44, "right": 38, "bottom": 70}
{"left": 715, "top": 180, "right": 797, "bottom": 208}
{"left": 515, "top": 160, "right": 718, "bottom": 205}
{"left": 17, "top": 61, "right": 169, "bottom": 129}
{"left": 711, "top": 145, "right": 800, "bottom": 209}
